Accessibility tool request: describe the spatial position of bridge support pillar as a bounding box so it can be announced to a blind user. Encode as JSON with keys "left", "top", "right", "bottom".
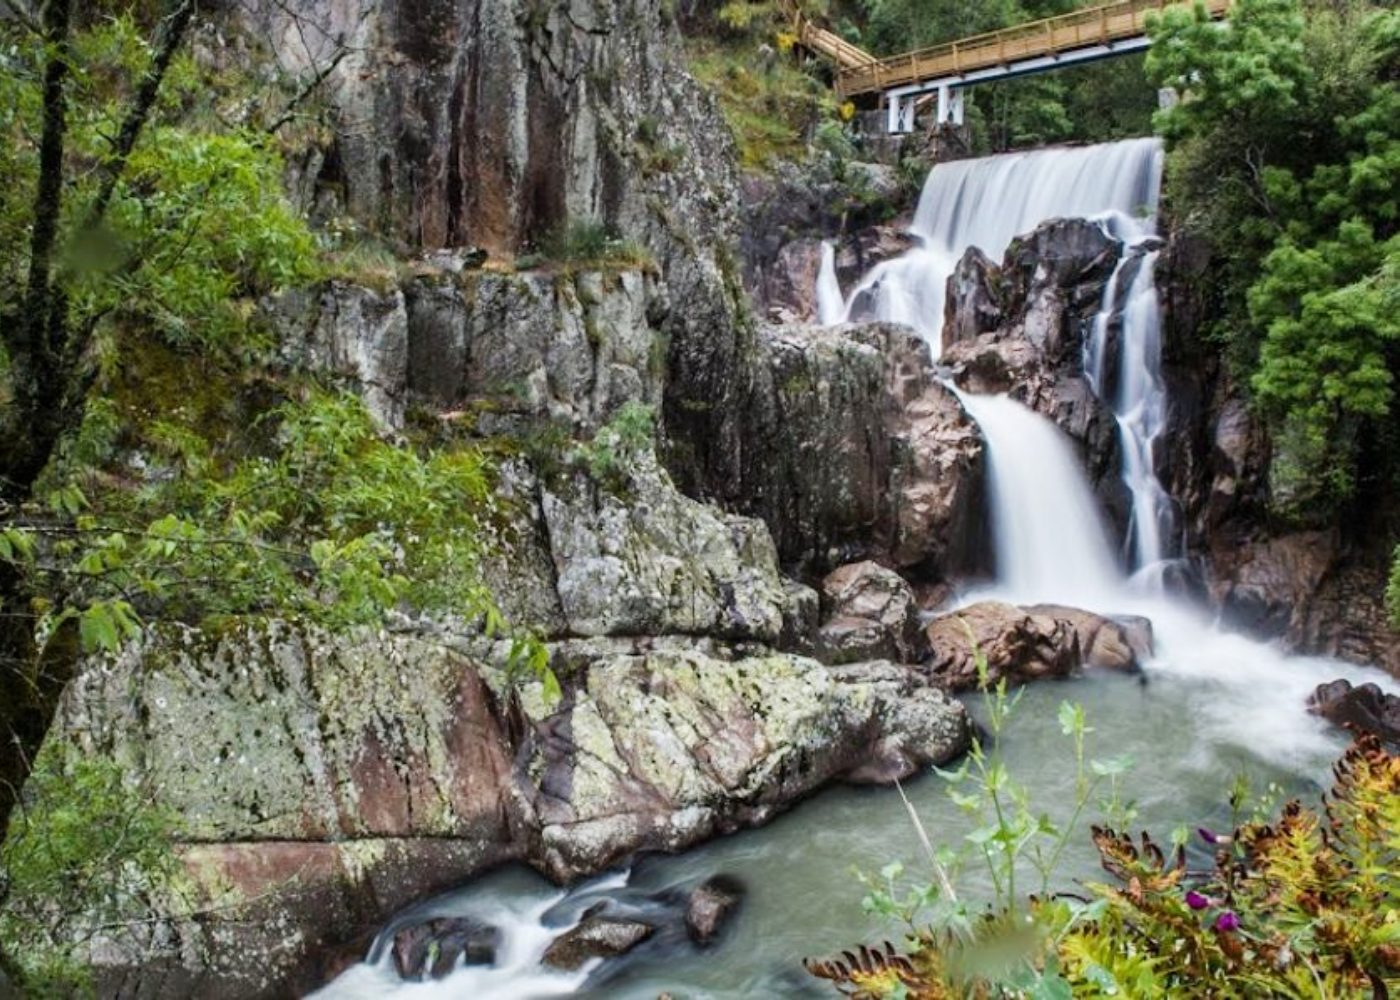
{"left": 885, "top": 92, "right": 915, "bottom": 134}
{"left": 937, "top": 85, "right": 965, "bottom": 127}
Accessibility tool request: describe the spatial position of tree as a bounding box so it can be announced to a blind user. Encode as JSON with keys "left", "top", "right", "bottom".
{"left": 1146, "top": 0, "right": 1399, "bottom": 521}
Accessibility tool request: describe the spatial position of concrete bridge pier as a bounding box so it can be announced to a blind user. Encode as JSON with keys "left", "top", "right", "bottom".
{"left": 885, "top": 84, "right": 964, "bottom": 135}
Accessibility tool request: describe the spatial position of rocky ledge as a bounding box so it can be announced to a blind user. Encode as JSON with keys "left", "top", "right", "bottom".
{"left": 48, "top": 621, "right": 968, "bottom": 998}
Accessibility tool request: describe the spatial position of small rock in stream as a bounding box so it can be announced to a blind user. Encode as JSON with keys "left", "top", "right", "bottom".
{"left": 542, "top": 916, "right": 655, "bottom": 971}
{"left": 1308, "top": 679, "right": 1400, "bottom": 746}
{"left": 684, "top": 875, "right": 745, "bottom": 946}
{"left": 392, "top": 917, "right": 498, "bottom": 979}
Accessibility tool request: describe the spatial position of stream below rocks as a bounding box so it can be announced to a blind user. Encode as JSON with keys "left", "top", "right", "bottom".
{"left": 316, "top": 138, "right": 1398, "bottom": 998}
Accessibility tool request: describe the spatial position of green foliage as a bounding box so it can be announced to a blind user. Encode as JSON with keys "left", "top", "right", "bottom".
{"left": 687, "top": 34, "right": 837, "bottom": 170}
{"left": 828, "top": 638, "right": 1136, "bottom": 998}
{"left": 540, "top": 220, "right": 655, "bottom": 272}
{"left": 1388, "top": 546, "right": 1400, "bottom": 629}
{"left": 571, "top": 401, "right": 656, "bottom": 488}
{"left": 812, "top": 736, "right": 1400, "bottom": 998}
{"left": 0, "top": 10, "right": 319, "bottom": 357}
{"left": 0, "top": 748, "right": 181, "bottom": 996}
{"left": 1146, "top": 0, "right": 1400, "bottom": 523}
{"left": 9, "top": 388, "right": 512, "bottom": 642}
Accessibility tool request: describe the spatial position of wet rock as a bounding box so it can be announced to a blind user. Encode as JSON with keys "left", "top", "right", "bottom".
{"left": 541, "top": 916, "right": 655, "bottom": 971}
{"left": 684, "top": 875, "right": 745, "bottom": 946}
{"left": 727, "top": 322, "right": 985, "bottom": 577}
{"left": 1308, "top": 679, "right": 1400, "bottom": 746}
{"left": 1209, "top": 530, "right": 1340, "bottom": 639}
{"left": 818, "top": 561, "right": 927, "bottom": 664}
{"left": 942, "top": 218, "right": 1129, "bottom": 526}
{"left": 1026, "top": 604, "right": 1152, "bottom": 671}
{"left": 392, "top": 917, "right": 498, "bottom": 979}
{"left": 926, "top": 601, "right": 1080, "bottom": 690}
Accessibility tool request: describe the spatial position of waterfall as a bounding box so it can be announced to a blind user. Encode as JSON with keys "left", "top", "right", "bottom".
{"left": 825, "top": 137, "right": 1164, "bottom": 353}
{"left": 1084, "top": 247, "right": 1180, "bottom": 581}
{"left": 815, "top": 242, "right": 845, "bottom": 326}
{"left": 955, "top": 393, "right": 1121, "bottom": 606}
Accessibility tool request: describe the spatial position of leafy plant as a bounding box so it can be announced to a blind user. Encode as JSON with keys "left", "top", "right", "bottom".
{"left": 539, "top": 220, "right": 654, "bottom": 272}
{"left": 571, "top": 401, "right": 656, "bottom": 488}
{"left": 810, "top": 735, "right": 1400, "bottom": 998}
{"left": 1145, "top": 0, "right": 1400, "bottom": 524}
{"left": 0, "top": 748, "right": 181, "bottom": 996}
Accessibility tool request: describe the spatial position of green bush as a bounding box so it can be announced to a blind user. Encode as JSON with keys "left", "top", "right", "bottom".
{"left": 809, "top": 730, "right": 1400, "bottom": 998}
{"left": 0, "top": 750, "right": 180, "bottom": 996}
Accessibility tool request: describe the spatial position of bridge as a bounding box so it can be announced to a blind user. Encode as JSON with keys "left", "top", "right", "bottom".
{"left": 779, "top": 0, "right": 1233, "bottom": 133}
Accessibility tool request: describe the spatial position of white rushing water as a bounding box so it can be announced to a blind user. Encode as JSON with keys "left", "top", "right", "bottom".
{"left": 312, "top": 869, "right": 631, "bottom": 1000}
{"left": 819, "top": 137, "right": 1164, "bottom": 351}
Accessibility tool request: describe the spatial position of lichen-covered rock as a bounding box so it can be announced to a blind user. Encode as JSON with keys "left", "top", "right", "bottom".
{"left": 268, "top": 282, "right": 410, "bottom": 429}
{"left": 540, "top": 448, "right": 791, "bottom": 641}
{"left": 818, "top": 560, "right": 927, "bottom": 664}
{"left": 406, "top": 268, "right": 665, "bottom": 434}
{"left": 541, "top": 915, "right": 655, "bottom": 971}
{"left": 516, "top": 647, "right": 968, "bottom": 880}
{"left": 42, "top": 621, "right": 969, "bottom": 996}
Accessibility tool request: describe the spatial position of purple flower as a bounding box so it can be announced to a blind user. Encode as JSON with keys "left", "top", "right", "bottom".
{"left": 1185, "top": 890, "right": 1211, "bottom": 910}
{"left": 1198, "top": 827, "right": 1232, "bottom": 846}
{"left": 1214, "top": 911, "right": 1241, "bottom": 932}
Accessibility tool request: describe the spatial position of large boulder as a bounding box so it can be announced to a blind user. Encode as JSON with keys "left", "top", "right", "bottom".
{"left": 539, "top": 448, "right": 793, "bottom": 642}
{"left": 924, "top": 601, "right": 1147, "bottom": 691}
{"left": 41, "top": 623, "right": 969, "bottom": 997}
{"left": 522, "top": 647, "right": 969, "bottom": 879}
{"left": 818, "top": 561, "right": 927, "bottom": 664}
{"left": 720, "top": 322, "right": 985, "bottom": 577}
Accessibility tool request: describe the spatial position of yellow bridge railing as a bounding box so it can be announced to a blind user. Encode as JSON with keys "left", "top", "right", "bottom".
{"left": 807, "top": 0, "right": 1232, "bottom": 98}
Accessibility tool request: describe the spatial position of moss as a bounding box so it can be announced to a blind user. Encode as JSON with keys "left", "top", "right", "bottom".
{"left": 685, "top": 37, "right": 832, "bottom": 172}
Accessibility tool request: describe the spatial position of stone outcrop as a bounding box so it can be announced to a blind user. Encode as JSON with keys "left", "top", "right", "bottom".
{"left": 721, "top": 321, "right": 985, "bottom": 577}
{"left": 817, "top": 560, "right": 927, "bottom": 664}
{"left": 47, "top": 621, "right": 968, "bottom": 997}
{"left": 538, "top": 449, "right": 792, "bottom": 641}
{"left": 924, "top": 601, "right": 1148, "bottom": 690}
{"left": 267, "top": 267, "right": 664, "bottom": 434}
{"left": 1308, "top": 679, "right": 1400, "bottom": 746}
{"left": 1157, "top": 232, "right": 1400, "bottom": 675}
{"left": 941, "top": 218, "right": 1129, "bottom": 526}
{"left": 740, "top": 157, "right": 913, "bottom": 321}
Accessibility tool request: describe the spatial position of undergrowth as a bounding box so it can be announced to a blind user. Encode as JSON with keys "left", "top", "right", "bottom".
{"left": 808, "top": 650, "right": 1400, "bottom": 998}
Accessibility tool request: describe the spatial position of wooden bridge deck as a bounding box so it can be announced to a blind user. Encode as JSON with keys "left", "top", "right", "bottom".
{"left": 786, "top": 0, "right": 1232, "bottom": 99}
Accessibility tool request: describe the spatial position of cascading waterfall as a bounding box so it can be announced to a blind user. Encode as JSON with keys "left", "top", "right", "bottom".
{"left": 954, "top": 393, "right": 1121, "bottom": 607}
{"left": 820, "top": 138, "right": 1164, "bottom": 352}
{"left": 320, "top": 138, "right": 1399, "bottom": 1000}
{"left": 815, "top": 242, "right": 845, "bottom": 326}
{"left": 1084, "top": 238, "right": 1180, "bottom": 584}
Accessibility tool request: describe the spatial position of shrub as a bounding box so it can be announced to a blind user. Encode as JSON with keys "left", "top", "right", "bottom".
{"left": 808, "top": 735, "right": 1400, "bottom": 997}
